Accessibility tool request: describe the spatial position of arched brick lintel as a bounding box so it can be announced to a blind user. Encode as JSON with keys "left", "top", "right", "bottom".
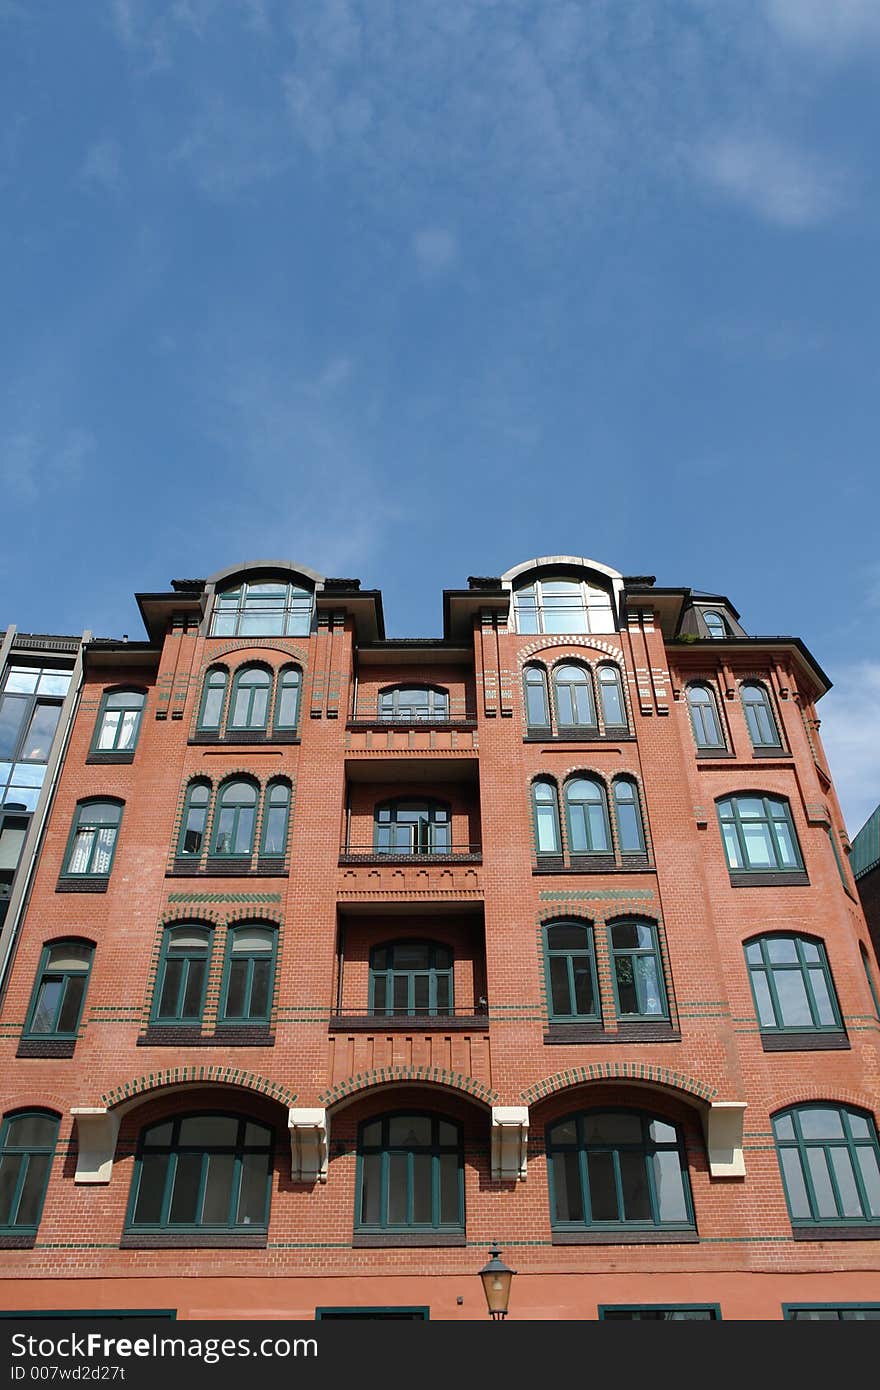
{"left": 521, "top": 1063, "right": 719, "bottom": 1108}
{"left": 320, "top": 1066, "right": 499, "bottom": 1111}
{"left": 100, "top": 1066, "right": 297, "bottom": 1113}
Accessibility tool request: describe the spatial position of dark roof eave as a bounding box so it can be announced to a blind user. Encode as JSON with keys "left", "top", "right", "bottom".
{"left": 443, "top": 587, "right": 509, "bottom": 641}
{"left": 316, "top": 589, "right": 385, "bottom": 641}
{"left": 669, "top": 635, "right": 831, "bottom": 696}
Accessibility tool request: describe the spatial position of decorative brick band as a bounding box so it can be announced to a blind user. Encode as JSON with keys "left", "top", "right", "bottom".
{"left": 520, "top": 1062, "right": 719, "bottom": 1106}
{"left": 100, "top": 1066, "right": 296, "bottom": 1109}
{"left": 516, "top": 639, "right": 624, "bottom": 665}
{"left": 319, "top": 1066, "right": 499, "bottom": 1108}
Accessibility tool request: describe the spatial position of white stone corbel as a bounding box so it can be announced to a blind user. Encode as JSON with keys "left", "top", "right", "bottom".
{"left": 491, "top": 1106, "right": 529, "bottom": 1181}
{"left": 702, "top": 1101, "right": 747, "bottom": 1178}
{"left": 71, "top": 1107, "right": 120, "bottom": 1184}
{"left": 288, "top": 1108, "right": 329, "bottom": 1183}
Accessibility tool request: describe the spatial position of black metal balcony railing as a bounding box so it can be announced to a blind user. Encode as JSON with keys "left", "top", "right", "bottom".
{"left": 348, "top": 701, "right": 477, "bottom": 726}
{"left": 329, "top": 1003, "right": 489, "bottom": 1032}
{"left": 339, "top": 842, "right": 482, "bottom": 864}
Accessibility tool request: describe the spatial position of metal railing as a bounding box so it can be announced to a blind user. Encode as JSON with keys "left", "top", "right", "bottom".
{"left": 349, "top": 700, "right": 477, "bottom": 724}
{"left": 340, "top": 841, "right": 482, "bottom": 861}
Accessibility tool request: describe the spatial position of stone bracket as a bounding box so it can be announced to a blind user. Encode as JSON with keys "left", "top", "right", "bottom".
{"left": 71, "top": 1107, "right": 121, "bottom": 1184}
{"left": 703, "top": 1101, "right": 747, "bottom": 1178}
{"left": 491, "top": 1105, "right": 529, "bottom": 1181}
{"left": 288, "top": 1107, "right": 329, "bottom": 1183}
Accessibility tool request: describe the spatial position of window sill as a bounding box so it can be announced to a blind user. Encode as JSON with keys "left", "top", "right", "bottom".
{"left": 348, "top": 719, "right": 477, "bottom": 733}
{"left": 524, "top": 731, "right": 634, "bottom": 743}
{"left": 120, "top": 1231, "right": 268, "bottom": 1249}
{"left": 791, "top": 1226, "right": 880, "bottom": 1242}
{"left": 167, "top": 862, "right": 289, "bottom": 878}
{"left": 0, "top": 1233, "right": 37, "bottom": 1249}
{"left": 85, "top": 751, "right": 136, "bottom": 765}
{"left": 695, "top": 749, "right": 734, "bottom": 759}
{"left": 544, "top": 1022, "right": 680, "bottom": 1044}
{"left": 17, "top": 1038, "right": 77, "bottom": 1058}
{"left": 760, "top": 1030, "right": 849, "bottom": 1052}
{"left": 189, "top": 733, "right": 300, "bottom": 746}
{"left": 533, "top": 859, "right": 653, "bottom": 875}
{"left": 330, "top": 1014, "right": 489, "bottom": 1033}
{"left": 728, "top": 871, "right": 810, "bottom": 887}
{"left": 752, "top": 746, "right": 788, "bottom": 758}
{"left": 552, "top": 1229, "right": 698, "bottom": 1245}
{"left": 138, "top": 1027, "right": 274, "bottom": 1047}
{"left": 56, "top": 877, "right": 109, "bottom": 893}
{"left": 212, "top": 1026, "right": 274, "bottom": 1046}
{"left": 352, "top": 1232, "right": 466, "bottom": 1248}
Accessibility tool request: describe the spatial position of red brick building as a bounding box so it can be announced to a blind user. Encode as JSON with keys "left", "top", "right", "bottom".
{"left": 1, "top": 555, "right": 879, "bottom": 1322}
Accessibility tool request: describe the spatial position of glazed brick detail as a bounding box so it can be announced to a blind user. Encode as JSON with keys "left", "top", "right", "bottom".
{"left": 16, "top": 1039, "right": 77, "bottom": 1059}
{"left": 760, "top": 1031, "right": 850, "bottom": 1052}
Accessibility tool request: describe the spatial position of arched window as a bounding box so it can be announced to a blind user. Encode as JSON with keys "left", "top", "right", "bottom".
{"left": 717, "top": 794, "right": 803, "bottom": 873}
{"left": 374, "top": 800, "right": 451, "bottom": 855}
{"left": 612, "top": 778, "right": 646, "bottom": 855}
{"left": 152, "top": 925, "right": 212, "bottom": 1025}
{"left": 378, "top": 687, "right": 449, "bottom": 722}
{"left": 211, "top": 780, "right": 258, "bottom": 858}
{"left": 177, "top": 781, "right": 211, "bottom": 858}
{"left": 274, "top": 667, "right": 301, "bottom": 732}
{"left": 228, "top": 666, "right": 271, "bottom": 732}
{"left": 773, "top": 1105, "right": 880, "bottom": 1229}
{"left": 608, "top": 919, "right": 668, "bottom": 1018}
{"left": 369, "top": 942, "right": 453, "bottom": 1017}
{"left": 860, "top": 946, "right": 880, "bottom": 1022}
{"left": 702, "top": 610, "right": 729, "bottom": 638}
{"left": 127, "top": 1114, "right": 273, "bottom": 1232}
{"left": 745, "top": 935, "right": 841, "bottom": 1033}
{"left": 25, "top": 941, "right": 93, "bottom": 1038}
{"left": 198, "top": 668, "right": 228, "bottom": 731}
{"left": 513, "top": 576, "right": 615, "bottom": 635}
{"left": 553, "top": 665, "right": 596, "bottom": 731}
{"left": 220, "top": 925, "right": 277, "bottom": 1024}
{"left": 260, "top": 781, "right": 290, "bottom": 858}
{"left": 356, "top": 1114, "right": 463, "bottom": 1232}
{"left": 211, "top": 579, "right": 313, "bottom": 637}
{"left": 686, "top": 684, "right": 725, "bottom": 751}
{"left": 523, "top": 666, "right": 550, "bottom": 730}
{"left": 92, "top": 689, "right": 145, "bottom": 753}
{"left": 544, "top": 921, "right": 599, "bottom": 1021}
{"left": 564, "top": 777, "right": 611, "bottom": 854}
{"left": 741, "top": 683, "right": 781, "bottom": 749}
{"left": 62, "top": 800, "right": 122, "bottom": 879}
{"left": 532, "top": 779, "right": 561, "bottom": 855}
{"left": 546, "top": 1110, "right": 693, "bottom": 1231}
{"left": 598, "top": 665, "right": 626, "bottom": 730}
{"left": 0, "top": 1111, "right": 59, "bottom": 1235}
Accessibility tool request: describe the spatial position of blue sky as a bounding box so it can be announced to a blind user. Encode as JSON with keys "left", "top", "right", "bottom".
{"left": 2, "top": 1, "right": 879, "bottom": 830}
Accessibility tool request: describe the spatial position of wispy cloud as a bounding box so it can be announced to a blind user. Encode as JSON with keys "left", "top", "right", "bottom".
{"left": 0, "top": 427, "right": 95, "bottom": 505}
{"left": 169, "top": 98, "right": 292, "bottom": 196}
{"left": 693, "top": 134, "right": 845, "bottom": 227}
{"left": 767, "top": 0, "right": 880, "bottom": 58}
{"left": 412, "top": 227, "right": 458, "bottom": 277}
{"left": 79, "top": 137, "right": 124, "bottom": 194}
{"left": 818, "top": 661, "right": 880, "bottom": 835}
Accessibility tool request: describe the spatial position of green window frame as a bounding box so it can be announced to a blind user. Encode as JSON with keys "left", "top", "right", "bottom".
{"left": 773, "top": 1104, "right": 880, "bottom": 1228}
{"left": 686, "top": 684, "right": 725, "bottom": 751}
{"left": 374, "top": 799, "right": 451, "bottom": 855}
{"left": 198, "top": 668, "right": 228, "bottom": 731}
{"left": 547, "top": 1109, "right": 694, "bottom": 1232}
{"left": 544, "top": 921, "right": 600, "bottom": 1021}
{"left": 861, "top": 945, "right": 880, "bottom": 1021}
{"left": 552, "top": 664, "right": 596, "bottom": 731}
{"left": 741, "top": 682, "right": 781, "bottom": 749}
{"left": 228, "top": 666, "right": 271, "bottom": 732}
{"left": 210, "top": 579, "right": 313, "bottom": 638}
{"left": 599, "top": 1305, "right": 719, "bottom": 1320}
{"left": 512, "top": 576, "right": 615, "bottom": 635}
{"left": 597, "top": 665, "right": 627, "bottom": 730}
{"left": 151, "top": 924, "right": 212, "bottom": 1025}
{"left": 219, "top": 924, "right": 277, "bottom": 1024}
{"left": 612, "top": 778, "right": 646, "bottom": 854}
{"left": 523, "top": 666, "right": 550, "bottom": 730}
{"left": 744, "top": 935, "right": 842, "bottom": 1033}
{"left": 273, "top": 667, "right": 301, "bottom": 732}
{"left": 177, "top": 780, "right": 211, "bottom": 858}
{"left": 378, "top": 686, "right": 449, "bottom": 722}
{"left": 564, "top": 776, "right": 611, "bottom": 854}
{"left": 783, "top": 1305, "right": 880, "bottom": 1320}
{"left": 368, "top": 941, "right": 454, "bottom": 1017}
{"left": 25, "top": 941, "right": 93, "bottom": 1038}
{"left": 717, "top": 794, "right": 803, "bottom": 873}
{"left": 356, "top": 1113, "right": 464, "bottom": 1232}
{"left": 0, "top": 1111, "right": 60, "bottom": 1234}
{"left": 532, "top": 779, "right": 561, "bottom": 855}
{"left": 210, "top": 779, "right": 258, "bottom": 858}
{"left": 260, "top": 780, "right": 290, "bottom": 858}
{"left": 126, "top": 1114, "right": 273, "bottom": 1232}
{"left": 61, "top": 799, "right": 123, "bottom": 879}
{"left": 608, "top": 919, "right": 668, "bottom": 1019}
{"left": 91, "top": 689, "right": 146, "bottom": 753}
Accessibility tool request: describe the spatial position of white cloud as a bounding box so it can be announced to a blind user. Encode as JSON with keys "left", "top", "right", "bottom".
{"left": 767, "top": 0, "right": 880, "bottom": 57}
{"left": 694, "top": 134, "right": 844, "bottom": 227}
{"left": 0, "top": 427, "right": 95, "bottom": 505}
{"left": 412, "top": 227, "right": 458, "bottom": 276}
{"left": 79, "top": 137, "right": 123, "bottom": 194}
{"left": 817, "top": 662, "right": 880, "bottom": 836}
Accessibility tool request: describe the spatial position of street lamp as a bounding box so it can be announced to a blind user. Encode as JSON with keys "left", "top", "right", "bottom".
{"left": 479, "top": 1245, "right": 516, "bottom": 1320}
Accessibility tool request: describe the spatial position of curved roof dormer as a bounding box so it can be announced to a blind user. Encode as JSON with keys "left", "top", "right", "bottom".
{"left": 204, "top": 560, "right": 325, "bottom": 640}
{"left": 501, "top": 555, "right": 623, "bottom": 635}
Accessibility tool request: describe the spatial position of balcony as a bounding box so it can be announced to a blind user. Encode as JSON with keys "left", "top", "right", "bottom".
{"left": 340, "top": 841, "right": 482, "bottom": 866}
{"left": 348, "top": 696, "right": 477, "bottom": 730}
{"left": 329, "top": 1004, "right": 489, "bottom": 1032}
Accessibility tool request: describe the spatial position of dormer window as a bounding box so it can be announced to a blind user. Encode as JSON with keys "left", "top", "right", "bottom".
{"left": 702, "top": 610, "right": 730, "bottom": 639}
{"left": 513, "top": 576, "right": 615, "bottom": 635}
{"left": 210, "top": 579, "right": 313, "bottom": 637}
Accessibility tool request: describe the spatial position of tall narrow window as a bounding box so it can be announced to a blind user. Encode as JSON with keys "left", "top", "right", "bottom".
{"left": 608, "top": 920, "right": 667, "bottom": 1018}
{"left": 523, "top": 666, "right": 550, "bottom": 730}
{"left": 613, "top": 778, "right": 646, "bottom": 855}
{"left": 127, "top": 1115, "right": 272, "bottom": 1232}
{"left": 356, "top": 1114, "right": 463, "bottom": 1232}
{"left": 152, "top": 925, "right": 212, "bottom": 1025}
{"left": 274, "top": 667, "right": 301, "bottom": 732}
{"left": 210, "top": 781, "right": 258, "bottom": 859}
{"left": 598, "top": 665, "right": 626, "bottom": 730}
{"left": 369, "top": 942, "right": 453, "bottom": 1017}
{"left": 564, "top": 777, "right": 611, "bottom": 854}
{"left": 220, "top": 925, "right": 276, "bottom": 1024}
{"left": 717, "top": 795, "right": 803, "bottom": 874}
{"left": 25, "top": 942, "right": 93, "bottom": 1038}
{"left": 260, "top": 781, "right": 290, "bottom": 858}
{"left": 1, "top": 663, "right": 72, "bottom": 811}
{"left": 532, "top": 779, "right": 561, "bottom": 855}
{"left": 741, "top": 683, "right": 781, "bottom": 749}
{"left": 861, "top": 946, "right": 880, "bottom": 1022}
{"left": 177, "top": 781, "right": 211, "bottom": 858}
{"left": 92, "top": 690, "right": 145, "bottom": 753}
{"left": 198, "top": 669, "right": 228, "bottom": 731}
{"left": 378, "top": 687, "right": 449, "bottom": 721}
{"left": 702, "top": 610, "right": 729, "bottom": 638}
{"left": 686, "top": 684, "right": 725, "bottom": 751}
{"left": 62, "top": 800, "right": 122, "bottom": 879}
{"left": 553, "top": 666, "right": 596, "bottom": 731}
{"left": 745, "top": 935, "right": 841, "bottom": 1033}
{"left": 547, "top": 1111, "right": 693, "bottom": 1232}
{"left": 544, "top": 921, "right": 599, "bottom": 1021}
{"left": 228, "top": 667, "right": 271, "bottom": 732}
{"left": 374, "top": 800, "right": 451, "bottom": 855}
{"left": 0, "top": 1111, "right": 59, "bottom": 1235}
{"left": 773, "top": 1105, "right": 880, "bottom": 1229}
